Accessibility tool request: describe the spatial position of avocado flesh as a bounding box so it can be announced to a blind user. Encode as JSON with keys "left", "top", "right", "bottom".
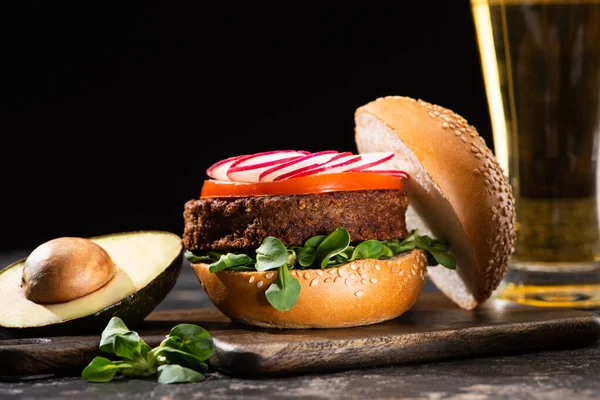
{"left": 0, "top": 231, "right": 182, "bottom": 335}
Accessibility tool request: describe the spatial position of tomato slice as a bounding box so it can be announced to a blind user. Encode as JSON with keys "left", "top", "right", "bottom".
{"left": 200, "top": 172, "right": 404, "bottom": 198}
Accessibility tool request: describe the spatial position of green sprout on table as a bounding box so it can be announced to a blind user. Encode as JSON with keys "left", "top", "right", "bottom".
{"left": 82, "top": 316, "right": 214, "bottom": 384}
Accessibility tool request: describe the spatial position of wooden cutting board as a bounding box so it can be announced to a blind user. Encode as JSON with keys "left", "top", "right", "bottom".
{"left": 1, "top": 293, "right": 599, "bottom": 378}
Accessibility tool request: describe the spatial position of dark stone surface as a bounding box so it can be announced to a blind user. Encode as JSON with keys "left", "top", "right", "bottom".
{"left": 1, "top": 251, "right": 600, "bottom": 399}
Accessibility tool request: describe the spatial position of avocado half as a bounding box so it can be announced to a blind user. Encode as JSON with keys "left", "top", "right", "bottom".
{"left": 0, "top": 230, "right": 183, "bottom": 339}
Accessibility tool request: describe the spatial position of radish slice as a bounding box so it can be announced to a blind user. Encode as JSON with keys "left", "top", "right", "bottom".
{"left": 227, "top": 150, "right": 307, "bottom": 182}
{"left": 259, "top": 150, "right": 340, "bottom": 182}
{"left": 206, "top": 154, "right": 249, "bottom": 181}
{"left": 291, "top": 154, "right": 362, "bottom": 178}
{"left": 207, "top": 150, "right": 408, "bottom": 183}
{"left": 275, "top": 152, "right": 349, "bottom": 181}
{"left": 346, "top": 152, "right": 395, "bottom": 172}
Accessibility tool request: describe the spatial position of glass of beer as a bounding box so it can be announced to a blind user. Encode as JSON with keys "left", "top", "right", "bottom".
{"left": 470, "top": 0, "right": 600, "bottom": 308}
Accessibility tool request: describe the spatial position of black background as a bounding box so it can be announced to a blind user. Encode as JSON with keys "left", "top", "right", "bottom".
{"left": 3, "top": 2, "right": 492, "bottom": 252}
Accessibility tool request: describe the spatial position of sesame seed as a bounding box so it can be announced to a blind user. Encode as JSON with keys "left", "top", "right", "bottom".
{"left": 338, "top": 268, "right": 345, "bottom": 277}
{"left": 361, "top": 279, "right": 367, "bottom": 285}
{"left": 324, "top": 278, "right": 332, "bottom": 283}
{"left": 345, "top": 278, "right": 353, "bottom": 287}
{"left": 257, "top": 280, "right": 264, "bottom": 288}
{"left": 411, "top": 269, "right": 417, "bottom": 276}
{"left": 249, "top": 276, "right": 255, "bottom": 283}
{"left": 265, "top": 272, "right": 274, "bottom": 279}
{"left": 334, "top": 276, "right": 342, "bottom": 283}
{"left": 375, "top": 264, "right": 381, "bottom": 271}
{"left": 455, "top": 130, "right": 462, "bottom": 136}
{"left": 399, "top": 270, "right": 404, "bottom": 276}
{"left": 310, "top": 279, "right": 319, "bottom": 286}
{"left": 303, "top": 272, "right": 310, "bottom": 280}
{"left": 350, "top": 264, "right": 357, "bottom": 271}
{"left": 350, "top": 273, "right": 356, "bottom": 279}
{"left": 391, "top": 266, "right": 397, "bottom": 273}
{"left": 354, "top": 290, "right": 365, "bottom": 297}
{"left": 370, "top": 278, "right": 378, "bottom": 284}
{"left": 316, "top": 270, "right": 324, "bottom": 276}
{"left": 328, "top": 269, "right": 337, "bottom": 274}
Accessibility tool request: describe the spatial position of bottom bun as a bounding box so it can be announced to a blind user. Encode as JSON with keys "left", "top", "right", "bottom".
{"left": 190, "top": 249, "right": 428, "bottom": 329}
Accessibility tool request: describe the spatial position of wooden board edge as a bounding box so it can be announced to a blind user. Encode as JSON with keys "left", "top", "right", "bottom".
{"left": 208, "top": 315, "right": 600, "bottom": 378}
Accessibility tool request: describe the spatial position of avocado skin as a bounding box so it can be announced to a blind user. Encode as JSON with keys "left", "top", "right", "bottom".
{"left": 0, "top": 250, "right": 183, "bottom": 340}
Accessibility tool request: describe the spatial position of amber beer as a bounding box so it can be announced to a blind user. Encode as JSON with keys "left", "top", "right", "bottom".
{"left": 470, "top": 0, "right": 600, "bottom": 307}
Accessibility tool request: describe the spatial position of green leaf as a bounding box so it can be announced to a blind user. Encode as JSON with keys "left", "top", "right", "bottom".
{"left": 381, "top": 245, "right": 394, "bottom": 257}
{"left": 415, "top": 235, "right": 433, "bottom": 249}
{"left": 429, "top": 241, "right": 449, "bottom": 251}
{"left": 404, "top": 229, "right": 419, "bottom": 242}
{"left": 119, "top": 361, "right": 157, "bottom": 378}
{"left": 314, "top": 227, "right": 351, "bottom": 268}
{"left": 113, "top": 333, "right": 143, "bottom": 360}
{"left": 402, "top": 230, "right": 456, "bottom": 270}
{"left": 427, "top": 249, "right": 456, "bottom": 270}
{"left": 294, "top": 246, "right": 316, "bottom": 267}
{"left": 139, "top": 340, "right": 152, "bottom": 359}
{"left": 98, "top": 317, "right": 140, "bottom": 354}
{"left": 334, "top": 251, "right": 350, "bottom": 262}
{"left": 82, "top": 357, "right": 122, "bottom": 383}
{"left": 349, "top": 240, "right": 386, "bottom": 261}
{"left": 160, "top": 336, "right": 181, "bottom": 349}
{"left": 184, "top": 250, "right": 213, "bottom": 263}
{"left": 208, "top": 253, "right": 254, "bottom": 272}
{"left": 285, "top": 249, "right": 298, "bottom": 268}
{"left": 341, "top": 245, "right": 355, "bottom": 258}
{"left": 166, "top": 324, "right": 215, "bottom": 361}
{"left": 157, "top": 364, "right": 205, "bottom": 384}
{"left": 380, "top": 239, "right": 400, "bottom": 253}
{"left": 304, "top": 235, "right": 326, "bottom": 248}
{"left": 396, "top": 241, "right": 417, "bottom": 253}
{"left": 265, "top": 264, "right": 301, "bottom": 311}
{"left": 154, "top": 347, "right": 209, "bottom": 373}
{"left": 255, "top": 237, "right": 288, "bottom": 271}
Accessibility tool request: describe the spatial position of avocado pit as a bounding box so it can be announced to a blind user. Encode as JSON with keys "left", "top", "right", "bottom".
{"left": 21, "top": 237, "right": 117, "bottom": 304}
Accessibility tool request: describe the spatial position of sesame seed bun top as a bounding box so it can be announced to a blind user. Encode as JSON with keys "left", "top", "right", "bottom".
{"left": 354, "top": 95, "right": 516, "bottom": 310}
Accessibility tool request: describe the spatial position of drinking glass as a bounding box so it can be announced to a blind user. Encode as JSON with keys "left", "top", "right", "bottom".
{"left": 470, "top": 0, "right": 600, "bottom": 307}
